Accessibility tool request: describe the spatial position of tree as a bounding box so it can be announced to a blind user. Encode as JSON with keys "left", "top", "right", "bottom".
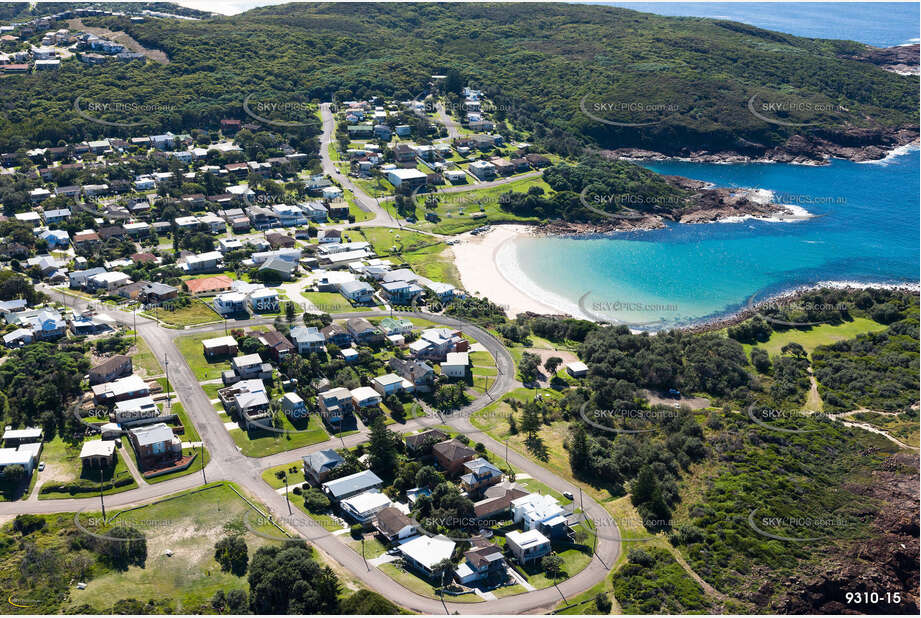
{"left": 367, "top": 416, "right": 401, "bottom": 477}
{"left": 595, "top": 593, "right": 613, "bottom": 613}
{"left": 95, "top": 526, "right": 147, "bottom": 570}
{"left": 541, "top": 553, "right": 565, "bottom": 579}
{"left": 303, "top": 488, "right": 330, "bottom": 513}
{"left": 225, "top": 589, "right": 248, "bottom": 613}
{"left": 414, "top": 465, "right": 443, "bottom": 489}
{"left": 519, "top": 351, "right": 541, "bottom": 383}
{"left": 750, "top": 347, "right": 771, "bottom": 373}
{"left": 2, "top": 464, "right": 26, "bottom": 486}
{"left": 544, "top": 356, "right": 563, "bottom": 375}
{"left": 630, "top": 465, "right": 658, "bottom": 507}
{"left": 214, "top": 535, "right": 249, "bottom": 576}
{"left": 340, "top": 590, "right": 401, "bottom": 614}
{"left": 248, "top": 543, "right": 340, "bottom": 614}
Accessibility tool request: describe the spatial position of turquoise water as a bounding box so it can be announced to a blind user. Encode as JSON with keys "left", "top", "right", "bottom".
{"left": 512, "top": 148, "right": 920, "bottom": 326}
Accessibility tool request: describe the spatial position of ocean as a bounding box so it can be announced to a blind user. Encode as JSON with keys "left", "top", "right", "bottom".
{"left": 504, "top": 2, "right": 920, "bottom": 326}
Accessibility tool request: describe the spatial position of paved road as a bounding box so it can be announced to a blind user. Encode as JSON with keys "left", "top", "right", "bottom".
{"left": 14, "top": 290, "right": 621, "bottom": 613}
{"left": 435, "top": 101, "right": 461, "bottom": 139}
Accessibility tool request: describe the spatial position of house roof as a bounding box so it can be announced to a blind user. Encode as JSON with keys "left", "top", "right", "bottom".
{"left": 473, "top": 487, "right": 528, "bottom": 518}
{"left": 506, "top": 529, "right": 550, "bottom": 548}
{"left": 128, "top": 423, "right": 175, "bottom": 447}
{"left": 399, "top": 534, "right": 455, "bottom": 570}
{"left": 404, "top": 429, "right": 447, "bottom": 450}
{"left": 464, "top": 544, "right": 504, "bottom": 569}
{"left": 89, "top": 354, "right": 131, "bottom": 377}
{"left": 185, "top": 275, "right": 233, "bottom": 294}
{"left": 432, "top": 439, "right": 476, "bottom": 463}
{"left": 375, "top": 506, "right": 414, "bottom": 537}
{"left": 80, "top": 439, "right": 116, "bottom": 458}
{"left": 258, "top": 330, "right": 294, "bottom": 351}
{"left": 342, "top": 491, "right": 391, "bottom": 516}
{"left": 322, "top": 470, "right": 383, "bottom": 499}
{"left": 302, "top": 448, "right": 343, "bottom": 474}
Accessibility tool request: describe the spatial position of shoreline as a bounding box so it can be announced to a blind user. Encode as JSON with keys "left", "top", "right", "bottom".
{"left": 452, "top": 223, "right": 920, "bottom": 329}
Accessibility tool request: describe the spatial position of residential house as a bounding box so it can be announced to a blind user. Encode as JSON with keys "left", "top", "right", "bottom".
{"left": 441, "top": 352, "right": 469, "bottom": 379}
{"left": 88, "top": 271, "right": 132, "bottom": 291}
{"left": 317, "top": 387, "right": 353, "bottom": 425}
{"left": 374, "top": 506, "right": 416, "bottom": 542}
{"left": 378, "top": 317, "right": 414, "bottom": 335}
{"left": 79, "top": 440, "right": 116, "bottom": 468}
{"left": 91, "top": 374, "right": 149, "bottom": 404}
{"left": 322, "top": 323, "right": 352, "bottom": 347}
{"left": 281, "top": 392, "right": 306, "bottom": 417}
{"left": 219, "top": 379, "right": 270, "bottom": 429}
{"left": 404, "top": 428, "right": 447, "bottom": 456}
{"left": 185, "top": 275, "right": 233, "bottom": 295}
{"left": 371, "top": 372, "right": 412, "bottom": 398}
{"left": 454, "top": 543, "right": 506, "bottom": 585}
{"left": 230, "top": 354, "right": 273, "bottom": 380}
{"left": 460, "top": 458, "right": 503, "bottom": 494}
{"left": 258, "top": 256, "right": 296, "bottom": 281}
{"left": 350, "top": 386, "right": 382, "bottom": 410}
{"left": 258, "top": 330, "right": 295, "bottom": 361}
{"left": 88, "top": 355, "right": 132, "bottom": 385}
{"left": 181, "top": 251, "right": 223, "bottom": 273}
{"left": 469, "top": 160, "right": 496, "bottom": 180}
{"left": 511, "top": 493, "right": 568, "bottom": 538}
{"left": 248, "top": 287, "right": 280, "bottom": 312}
{"left": 338, "top": 280, "right": 374, "bottom": 304}
{"left": 139, "top": 282, "right": 178, "bottom": 305}
{"left": 388, "top": 357, "right": 435, "bottom": 392}
{"left": 289, "top": 326, "right": 325, "bottom": 354}
{"left": 321, "top": 469, "right": 384, "bottom": 502}
{"left": 127, "top": 422, "right": 181, "bottom": 471}
{"left": 341, "top": 491, "right": 392, "bottom": 524}
{"left": 432, "top": 439, "right": 476, "bottom": 476}
{"left": 399, "top": 534, "right": 456, "bottom": 577}
{"left": 346, "top": 318, "right": 382, "bottom": 344}
{"left": 302, "top": 449, "right": 344, "bottom": 486}
{"left": 379, "top": 280, "right": 424, "bottom": 305}
{"left": 473, "top": 487, "right": 529, "bottom": 521}
{"left": 506, "top": 529, "right": 551, "bottom": 564}
{"left": 387, "top": 168, "right": 427, "bottom": 189}
{"left": 1, "top": 427, "right": 43, "bottom": 447}
{"left": 214, "top": 291, "right": 247, "bottom": 316}
{"left": 202, "top": 335, "right": 238, "bottom": 358}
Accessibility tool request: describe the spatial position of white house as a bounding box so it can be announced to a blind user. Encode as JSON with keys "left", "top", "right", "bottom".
{"left": 441, "top": 352, "right": 469, "bottom": 378}
{"left": 386, "top": 168, "right": 427, "bottom": 189}
{"left": 399, "top": 534, "right": 456, "bottom": 577}
{"left": 350, "top": 386, "right": 381, "bottom": 409}
{"left": 506, "top": 529, "right": 551, "bottom": 564}
{"left": 468, "top": 160, "right": 497, "bottom": 180}
{"left": 340, "top": 491, "right": 392, "bottom": 523}
{"left": 566, "top": 361, "right": 588, "bottom": 378}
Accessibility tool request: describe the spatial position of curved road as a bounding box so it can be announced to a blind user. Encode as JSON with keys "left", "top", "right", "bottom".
{"left": 12, "top": 271, "right": 621, "bottom": 611}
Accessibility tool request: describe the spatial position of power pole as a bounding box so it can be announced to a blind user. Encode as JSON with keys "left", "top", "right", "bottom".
{"left": 284, "top": 474, "right": 291, "bottom": 515}
{"left": 99, "top": 468, "right": 107, "bottom": 523}
{"left": 164, "top": 354, "right": 171, "bottom": 410}
{"left": 200, "top": 443, "right": 206, "bottom": 484}
{"left": 133, "top": 308, "right": 137, "bottom": 345}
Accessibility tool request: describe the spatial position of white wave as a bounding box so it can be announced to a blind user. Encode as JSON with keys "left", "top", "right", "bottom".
{"left": 856, "top": 142, "right": 920, "bottom": 165}
{"left": 493, "top": 238, "right": 587, "bottom": 319}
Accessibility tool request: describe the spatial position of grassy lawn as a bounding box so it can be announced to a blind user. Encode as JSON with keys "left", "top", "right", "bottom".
{"left": 413, "top": 177, "right": 549, "bottom": 235}
{"left": 175, "top": 332, "right": 233, "bottom": 381}
{"left": 343, "top": 533, "right": 388, "bottom": 559}
{"left": 66, "top": 483, "right": 280, "bottom": 613}
{"left": 229, "top": 413, "right": 329, "bottom": 458}
{"left": 378, "top": 563, "right": 481, "bottom": 603}
{"left": 260, "top": 461, "right": 307, "bottom": 489}
{"left": 303, "top": 291, "right": 363, "bottom": 314}
{"left": 351, "top": 175, "right": 394, "bottom": 198}
{"left": 401, "top": 243, "right": 462, "bottom": 289}
{"left": 144, "top": 299, "right": 221, "bottom": 328}
{"left": 741, "top": 317, "right": 886, "bottom": 358}
{"left": 357, "top": 227, "right": 440, "bottom": 256}
{"left": 37, "top": 436, "right": 138, "bottom": 500}
{"left": 130, "top": 335, "right": 162, "bottom": 376}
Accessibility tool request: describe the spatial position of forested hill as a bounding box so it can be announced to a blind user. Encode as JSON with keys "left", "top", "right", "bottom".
{"left": 1, "top": 2, "right": 917, "bottom": 158}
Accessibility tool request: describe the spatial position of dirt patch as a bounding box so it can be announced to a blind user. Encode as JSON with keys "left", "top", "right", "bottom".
{"left": 67, "top": 18, "right": 169, "bottom": 64}
{"left": 643, "top": 389, "right": 710, "bottom": 410}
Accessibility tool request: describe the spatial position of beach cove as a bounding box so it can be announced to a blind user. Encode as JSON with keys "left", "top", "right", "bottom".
{"left": 452, "top": 146, "right": 920, "bottom": 326}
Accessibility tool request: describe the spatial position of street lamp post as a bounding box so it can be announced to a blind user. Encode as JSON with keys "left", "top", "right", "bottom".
{"left": 164, "top": 354, "right": 171, "bottom": 410}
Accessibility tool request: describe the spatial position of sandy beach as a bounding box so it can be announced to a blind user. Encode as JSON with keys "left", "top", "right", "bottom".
{"left": 452, "top": 224, "right": 564, "bottom": 317}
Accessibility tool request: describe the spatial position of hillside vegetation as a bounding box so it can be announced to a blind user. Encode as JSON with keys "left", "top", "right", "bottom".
{"left": 0, "top": 3, "right": 916, "bottom": 158}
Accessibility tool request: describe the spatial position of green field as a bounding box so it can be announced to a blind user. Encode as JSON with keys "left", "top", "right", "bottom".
{"left": 144, "top": 299, "right": 221, "bottom": 328}
{"left": 402, "top": 244, "right": 462, "bottom": 289}
{"left": 742, "top": 317, "right": 887, "bottom": 358}
{"left": 229, "top": 413, "right": 329, "bottom": 458}
{"left": 413, "top": 177, "right": 548, "bottom": 234}
{"left": 260, "top": 461, "right": 307, "bottom": 489}
{"left": 175, "top": 332, "right": 233, "bottom": 381}
{"left": 358, "top": 226, "right": 441, "bottom": 256}
{"left": 130, "top": 336, "right": 163, "bottom": 376}
{"left": 303, "top": 291, "right": 364, "bottom": 314}
{"left": 66, "top": 483, "right": 282, "bottom": 613}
